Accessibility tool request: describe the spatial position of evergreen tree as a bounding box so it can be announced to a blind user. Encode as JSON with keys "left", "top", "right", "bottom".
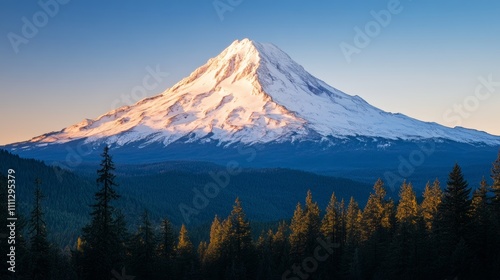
{"left": 158, "top": 217, "right": 176, "bottom": 277}
{"left": 175, "top": 224, "right": 194, "bottom": 279}
{"left": 468, "top": 178, "right": 494, "bottom": 277}
{"left": 396, "top": 181, "right": 418, "bottom": 226}
{"left": 29, "top": 178, "right": 51, "bottom": 280}
{"left": 437, "top": 163, "right": 471, "bottom": 244}
{"left": 224, "top": 198, "right": 254, "bottom": 278}
{"left": 340, "top": 196, "right": 363, "bottom": 280}
{"left": 203, "top": 215, "right": 225, "bottom": 279}
{"left": 177, "top": 225, "right": 193, "bottom": 251}
{"left": 270, "top": 221, "right": 288, "bottom": 275}
{"left": 420, "top": 179, "right": 442, "bottom": 232}
{"left": 336, "top": 198, "right": 347, "bottom": 246}
{"left": 130, "top": 211, "right": 156, "bottom": 279}
{"left": 320, "top": 192, "right": 338, "bottom": 241}
{"left": 0, "top": 173, "right": 29, "bottom": 279}
{"left": 197, "top": 241, "right": 208, "bottom": 266}
{"left": 361, "top": 179, "right": 392, "bottom": 241}
{"left": 227, "top": 198, "right": 253, "bottom": 259}
{"left": 385, "top": 181, "right": 420, "bottom": 279}
{"left": 345, "top": 197, "right": 362, "bottom": 246}
{"left": 304, "top": 190, "right": 321, "bottom": 255}
{"left": 289, "top": 202, "right": 306, "bottom": 262}
{"left": 360, "top": 179, "right": 394, "bottom": 278}
{"left": 489, "top": 151, "right": 500, "bottom": 276}
{"left": 255, "top": 230, "right": 273, "bottom": 279}
{"left": 206, "top": 215, "right": 223, "bottom": 260}
{"left": 320, "top": 193, "right": 343, "bottom": 277}
{"left": 159, "top": 218, "right": 175, "bottom": 260}
{"left": 491, "top": 150, "right": 500, "bottom": 225}
{"left": 435, "top": 163, "right": 472, "bottom": 277}
{"left": 80, "top": 146, "right": 125, "bottom": 280}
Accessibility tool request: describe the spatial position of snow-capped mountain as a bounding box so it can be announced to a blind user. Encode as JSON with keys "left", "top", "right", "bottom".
{"left": 9, "top": 39, "right": 500, "bottom": 149}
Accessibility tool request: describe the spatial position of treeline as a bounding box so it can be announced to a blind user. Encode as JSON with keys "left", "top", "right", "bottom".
{"left": 0, "top": 149, "right": 372, "bottom": 248}
{"left": 1, "top": 147, "right": 500, "bottom": 279}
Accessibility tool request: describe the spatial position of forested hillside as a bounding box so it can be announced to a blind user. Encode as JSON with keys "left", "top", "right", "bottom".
{"left": 0, "top": 150, "right": 371, "bottom": 247}
{"left": 1, "top": 148, "right": 499, "bottom": 279}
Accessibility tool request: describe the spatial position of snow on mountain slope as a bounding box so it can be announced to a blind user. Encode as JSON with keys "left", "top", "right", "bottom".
{"left": 19, "top": 38, "right": 500, "bottom": 147}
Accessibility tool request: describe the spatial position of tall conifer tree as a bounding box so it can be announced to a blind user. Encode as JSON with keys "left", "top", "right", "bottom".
{"left": 80, "top": 146, "right": 124, "bottom": 280}
{"left": 420, "top": 179, "right": 443, "bottom": 232}
{"left": 29, "top": 178, "right": 51, "bottom": 280}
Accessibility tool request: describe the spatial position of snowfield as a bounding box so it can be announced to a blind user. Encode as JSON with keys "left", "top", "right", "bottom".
{"left": 22, "top": 38, "right": 500, "bottom": 147}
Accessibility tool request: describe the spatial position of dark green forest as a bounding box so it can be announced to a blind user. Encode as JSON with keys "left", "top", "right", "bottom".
{"left": 0, "top": 149, "right": 372, "bottom": 247}
{"left": 1, "top": 148, "right": 500, "bottom": 279}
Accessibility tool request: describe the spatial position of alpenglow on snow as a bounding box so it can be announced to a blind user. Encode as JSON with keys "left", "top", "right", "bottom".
{"left": 15, "top": 39, "right": 500, "bottom": 147}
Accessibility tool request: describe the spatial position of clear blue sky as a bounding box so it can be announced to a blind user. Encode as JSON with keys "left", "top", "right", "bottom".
{"left": 1, "top": 0, "right": 499, "bottom": 145}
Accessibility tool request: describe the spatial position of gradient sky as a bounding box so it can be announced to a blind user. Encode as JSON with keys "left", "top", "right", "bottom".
{"left": 1, "top": 0, "right": 499, "bottom": 145}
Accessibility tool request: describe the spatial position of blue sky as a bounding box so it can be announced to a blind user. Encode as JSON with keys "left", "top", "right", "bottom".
{"left": 1, "top": 0, "right": 499, "bottom": 145}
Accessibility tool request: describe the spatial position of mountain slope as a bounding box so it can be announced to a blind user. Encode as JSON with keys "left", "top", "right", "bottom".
{"left": 7, "top": 38, "right": 500, "bottom": 150}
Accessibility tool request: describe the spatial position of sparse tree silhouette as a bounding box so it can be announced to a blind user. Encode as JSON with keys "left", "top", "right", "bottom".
{"left": 80, "top": 146, "right": 125, "bottom": 280}
{"left": 29, "top": 178, "right": 51, "bottom": 280}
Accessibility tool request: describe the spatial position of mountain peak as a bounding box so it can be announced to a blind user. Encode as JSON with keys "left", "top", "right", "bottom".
{"left": 8, "top": 39, "right": 500, "bottom": 148}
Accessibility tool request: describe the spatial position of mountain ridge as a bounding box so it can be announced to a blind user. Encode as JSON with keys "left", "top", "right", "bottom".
{"left": 4, "top": 38, "right": 500, "bottom": 153}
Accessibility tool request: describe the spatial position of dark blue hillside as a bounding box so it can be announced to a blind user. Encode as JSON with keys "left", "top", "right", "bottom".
{"left": 0, "top": 149, "right": 372, "bottom": 247}
{"left": 4, "top": 136, "right": 498, "bottom": 190}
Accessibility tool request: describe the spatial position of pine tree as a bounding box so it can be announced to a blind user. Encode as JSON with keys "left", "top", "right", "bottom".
{"left": 320, "top": 193, "right": 344, "bottom": 277}
{"left": 491, "top": 150, "right": 500, "bottom": 226}
{"left": 435, "top": 163, "right": 472, "bottom": 276}
{"left": 130, "top": 211, "right": 156, "bottom": 279}
{"left": 224, "top": 198, "right": 254, "bottom": 278}
{"left": 471, "top": 178, "right": 489, "bottom": 222}
{"left": 360, "top": 179, "right": 394, "bottom": 278}
{"left": 29, "top": 178, "right": 51, "bottom": 280}
{"left": 320, "top": 192, "right": 338, "bottom": 242}
{"left": 468, "top": 178, "right": 494, "bottom": 276}
{"left": 206, "top": 215, "right": 223, "bottom": 261}
{"left": 158, "top": 217, "right": 176, "bottom": 276}
{"left": 177, "top": 224, "right": 193, "bottom": 255}
{"left": 396, "top": 181, "right": 418, "bottom": 226}
{"left": 304, "top": 190, "right": 321, "bottom": 254}
{"left": 176, "top": 224, "right": 194, "bottom": 279}
{"left": 80, "top": 146, "right": 125, "bottom": 280}
{"left": 255, "top": 230, "right": 272, "bottom": 279}
{"left": 289, "top": 202, "right": 306, "bottom": 262}
{"left": 437, "top": 163, "right": 472, "bottom": 243}
{"left": 198, "top": 241, "right": 208, "bottom": 266}
{"left": 345, "top": 197, "right": 362, "bottom": 246}
{"left": 270, "top": 221, "right": 288, "bottom": 275}
{"left": 159, "top": 218, "right": 175, "bottom": 259}
{"left": 489, "top": 151, "right": 500, "bottom": 276}
{"left": 336, "top": 198, "right": 347, "bottom": 246}
{"left": 420, "top": 179, "right": 442, "bottom": 232}
{"left": 228, "top": 198, "right": 253, "bottom": 260}
{"left": 361, "top": 179, "right": 392, "bottom": 241}
{"left": 386, "top": 181, "right": 420, "bottom": 279}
